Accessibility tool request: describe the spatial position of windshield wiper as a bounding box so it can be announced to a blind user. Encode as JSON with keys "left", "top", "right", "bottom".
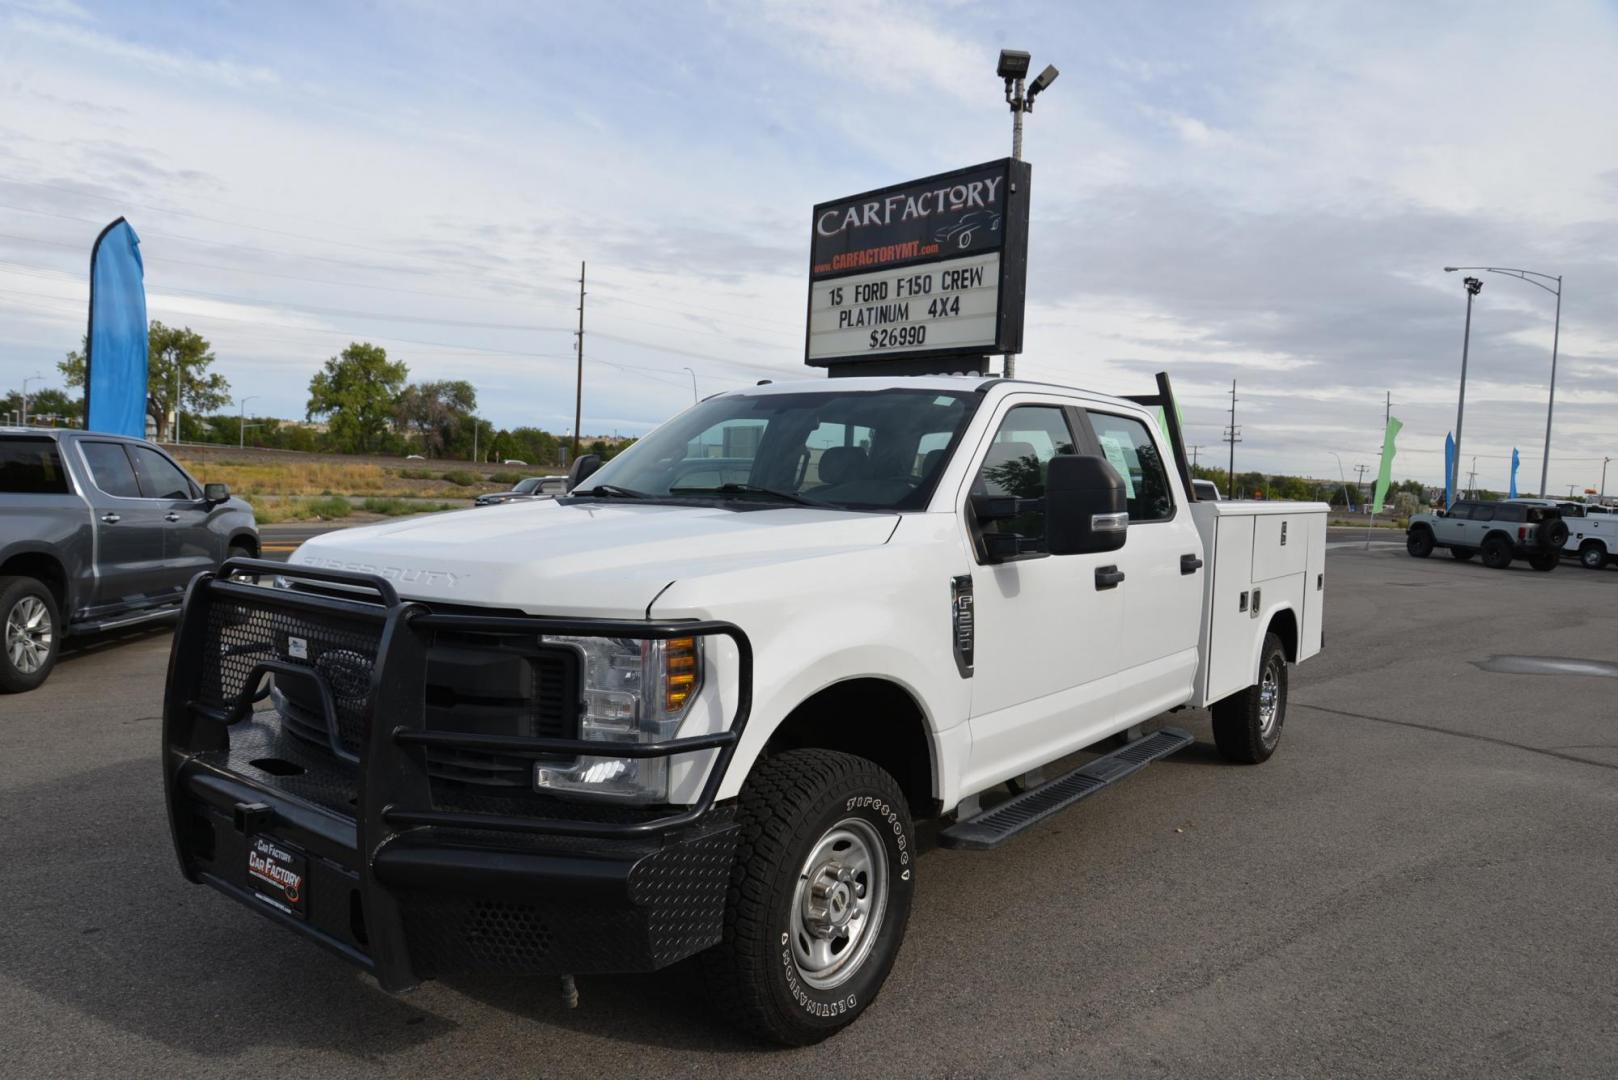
{"left": 573, "top": 483, "right": 649, "bottom": 499}
{"left": 669, "top": 483, "right": 816, "bottom": 506}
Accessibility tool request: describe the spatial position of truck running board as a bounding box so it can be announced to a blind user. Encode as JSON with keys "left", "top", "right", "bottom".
{"left": 938, "top": 728, "right": 1194, "bottom": 850}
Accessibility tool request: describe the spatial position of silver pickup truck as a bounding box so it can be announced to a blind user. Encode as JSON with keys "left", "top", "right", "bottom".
{"left": 1, "top": 428, "right": 259, "bottom": 692}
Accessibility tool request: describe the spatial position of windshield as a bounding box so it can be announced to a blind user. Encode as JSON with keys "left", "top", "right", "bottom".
{"left": 572, "top": 386, "right": 981, "bottom": 511}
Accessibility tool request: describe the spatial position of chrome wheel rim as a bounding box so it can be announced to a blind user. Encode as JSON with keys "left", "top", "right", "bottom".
{"left": 1257, "top": 659, "right": 1281, "bottom": 740}
{"left": 789, "top": 817, "right": 887, "bottom": 990}
{"left": 6, "top": 596, "right": 53, "bottom": 675}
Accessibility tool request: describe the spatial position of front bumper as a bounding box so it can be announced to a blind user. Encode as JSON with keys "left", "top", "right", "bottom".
{"left": 162, "top": 558, "right": 751, "bottom": 990}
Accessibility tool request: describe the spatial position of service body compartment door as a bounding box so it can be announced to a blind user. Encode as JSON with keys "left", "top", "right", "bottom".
{"left": 1300, "top": 513, "right": 1325, "bottom": 659}
{"left": 1202, "top": 513, "right": 1257, "bottom": 705}
{"left": 1251, "top": 513, "right": 1308, "bottom": 583}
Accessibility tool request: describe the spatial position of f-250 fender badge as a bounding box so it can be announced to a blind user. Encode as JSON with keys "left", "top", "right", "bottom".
{"left": 951, "top": 575, "right": 974, "bottom": 678}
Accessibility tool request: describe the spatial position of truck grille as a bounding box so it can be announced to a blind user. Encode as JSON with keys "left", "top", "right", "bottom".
{"left": 249, "top": 607, "right": 581, "bottom": 790}
{"left": 203, "top": 595, "right": 381, "bottom": 755}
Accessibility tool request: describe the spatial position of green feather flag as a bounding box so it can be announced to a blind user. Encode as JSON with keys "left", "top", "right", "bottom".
{"left": 1373, "top": 416, "right": 1402, "bottom": 514}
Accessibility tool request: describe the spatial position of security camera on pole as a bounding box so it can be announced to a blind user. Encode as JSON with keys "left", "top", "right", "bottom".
{"left": 996, "top": 50, "right": 1057, "bottom": 379}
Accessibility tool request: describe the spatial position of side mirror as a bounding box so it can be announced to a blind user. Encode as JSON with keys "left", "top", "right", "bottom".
{"left": 203, "top": 482, "right": 230, "bottom": 504}
{"left": 1045, "top": 455, "right": 1128, "bottom": 554}
{"left": 565, "top": 454, "right": 602, "bottom": 492}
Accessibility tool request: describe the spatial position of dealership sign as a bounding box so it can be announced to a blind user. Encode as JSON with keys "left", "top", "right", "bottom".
{"left": 806, "top": 158, "right": 1031, "bottom": 371}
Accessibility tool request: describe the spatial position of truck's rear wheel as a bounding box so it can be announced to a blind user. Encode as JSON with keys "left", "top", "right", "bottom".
{"left": 0, "top": 576, "right": 61, "bottom": 694}
{"left": 702, "top": 749, "right": 914, "bottom": 1045}
{"left": 1481, "top": 536, "right": 1513, "bottom": 569}
{"left": 1580, "top": 542, "right": 1607, "bottom": 570}
{"left": 1211, "top": 632, "right": 1287, "bottom": 764}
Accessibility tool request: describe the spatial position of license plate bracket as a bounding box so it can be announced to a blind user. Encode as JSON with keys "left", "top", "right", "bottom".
{"left": 246, "top": 835, "right": 308, "bottom": 920}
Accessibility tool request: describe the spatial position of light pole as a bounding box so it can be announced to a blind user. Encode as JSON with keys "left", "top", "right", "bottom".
{"left": 1329, "top": 451, "right": 1352, "bottom": 509}
{"left": 682, "top": 366, "right": 698, "bottom": 404}
{"left": 1446, "top": 266, "right": 1561, "bottom": 496}
{"left": 1444, "top": 274, "right": 1483, "bottom": 507}
{"left": 996, "top": 49, "right": 1057, "bottom": 379}
{"left": 20, "top": 373, "right": 44, "bottom": 425}
{"left": 1602, "top": 456, "right": 1610, "bottom": 500}
{"left": 237, "top": 395, "right": 259, "bottom": 448}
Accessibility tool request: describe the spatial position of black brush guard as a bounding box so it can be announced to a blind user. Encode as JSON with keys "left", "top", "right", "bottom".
{"left": 162, "top": 558, "right": 753, "bottom": 991}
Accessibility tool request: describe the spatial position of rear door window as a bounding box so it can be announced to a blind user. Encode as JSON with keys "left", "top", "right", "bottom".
{"left": 81, "top": 441, "right": 142, "bottom": 498}
{"left": 129, "top": 445, "right": 198, "bottom": 500}
{"left": 1472, "top": 503, "right": 1496, "bottom": 522}
{"left": 1084, "top": 411, "right": 1176, "bottom": 522}
{"left": 0, "top": 437, "right": 70, "bottom": 494}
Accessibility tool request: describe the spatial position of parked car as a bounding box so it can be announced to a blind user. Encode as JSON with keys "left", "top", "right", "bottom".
{"left": 473, "top": 474, "right": 568, "bottom": 506}
{"left": 1504, "top": 497, "right": 1615, "bottom": 568}
{"left": 1192, "top": 478, "right": 1222, "bottom": 501}
{"left": 502, "top": 458, "right": 528, "bottom": 466}
{"left": 1, "top": 427, "right": 258, "bottom": 692}
{"left": 161, "top": 371, "right": 1325, "bottom": 1044}
{"left": 1405, "top": 500, "right": 1567, "bottom": 570}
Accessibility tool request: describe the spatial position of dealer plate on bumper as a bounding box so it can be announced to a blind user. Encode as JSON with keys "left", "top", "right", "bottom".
{"left": 246, "top": 835, "right": 308, "bottom": 920}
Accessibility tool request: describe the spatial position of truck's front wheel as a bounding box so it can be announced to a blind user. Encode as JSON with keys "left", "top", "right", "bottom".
{"left": 1211, "top": 632, "right": 1288, "bottom": 764}
{"left": 703, "top": 749, "right": 914, "bottom": 1045}
{"left": 0, "top": 576, "right": 61, "bottom": 694}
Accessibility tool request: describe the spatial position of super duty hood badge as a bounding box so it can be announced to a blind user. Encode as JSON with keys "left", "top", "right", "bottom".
{"left": 296, "top": 556, "right": 464, "bottom": 588}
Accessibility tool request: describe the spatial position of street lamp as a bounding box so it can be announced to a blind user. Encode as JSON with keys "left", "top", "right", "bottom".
{"left": 682, "top": 366, "right": 698, "bottom": 404}
{"left": 1445, "top": 265, "right": 1561, "bottom": 497}
{"left": 21, "top": 373, "right": 44, "bottom": 426}
{"left": 237, "top": 395, "right": 260, "bottom": 448}
{"left": 1443, "top": 274, "right": 1484, "bottom": 507}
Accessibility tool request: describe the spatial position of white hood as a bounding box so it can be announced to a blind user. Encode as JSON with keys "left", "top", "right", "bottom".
{"left": 289, "top": 499, "right": 899, "bottom": 617}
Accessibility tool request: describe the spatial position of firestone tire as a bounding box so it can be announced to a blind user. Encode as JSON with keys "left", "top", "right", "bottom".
{"left": 702, "top": 749, "right": 915, "bottom": 1046}
{"left": 1406, "top": 529, "right": 1434, "bottom": 558}
{"left": 1580, "top": 543, "right": 1607, "bottom": 570}
{"left": 1451, "top": 547, "right": 1475, "bottom": 561}
{"left": 1211, "top": 632, "right": 1288, "bottom": 764}
{"left": 1529, "top": 551, "right": 1559, "bottom": 572}
{"left": 0, "top": 576, "right": 61, "bottom": 694}
{"left": 1481, "top": 536, "right": 1513, "bottom": 569}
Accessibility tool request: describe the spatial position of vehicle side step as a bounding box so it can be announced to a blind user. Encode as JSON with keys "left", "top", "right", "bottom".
{"left": 938, "top": 727, "right": 1194, "bottom": 850}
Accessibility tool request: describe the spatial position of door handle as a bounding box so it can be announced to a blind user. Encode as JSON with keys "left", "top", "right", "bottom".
{"left": 1180, "top": 553, "right": 1203, "bottom": 574}
{"left": 165, "top": 512, "right": 180, "bottom": 522}
{"left": 1095, "top": 565, "right": 1125, "bottom": 590}
{"left": 100, "top": 513, "right": 120, "bottom": 524}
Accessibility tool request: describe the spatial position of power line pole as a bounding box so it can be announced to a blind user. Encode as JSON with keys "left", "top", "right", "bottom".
{"left": 572, "top": 261, "right": 585, "bottom": 462}
{"left": 1602, "top": 456, "right": 1610, "bottom": 500}
{"left": 1222, "top": 380, "right": 1240, "bottom": 497}
{"left": 1354, "top": 463, "right": 1370, "bottom": 499}
{"left": 1467, "top": 458, "right": 1478, "bottom": 498}
{"left": 1188, "top": 444, "right": 1202, "bottom": 469}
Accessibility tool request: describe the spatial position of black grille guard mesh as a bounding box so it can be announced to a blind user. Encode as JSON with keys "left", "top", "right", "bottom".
{"left": 161, "top": 557, "right": 753, "bottom": 991}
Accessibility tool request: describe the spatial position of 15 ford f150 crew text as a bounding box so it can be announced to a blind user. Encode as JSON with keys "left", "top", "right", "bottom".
{"left": 161, "top": 371, "right": 1325, "bottom": 1044}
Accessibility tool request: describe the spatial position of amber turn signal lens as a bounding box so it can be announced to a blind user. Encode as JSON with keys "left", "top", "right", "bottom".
{"left": 664, "top": 637, "right": 700, "bottom": 712}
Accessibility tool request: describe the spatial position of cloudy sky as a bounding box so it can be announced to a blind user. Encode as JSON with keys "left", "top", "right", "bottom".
{"left": 2, "top": 0, "right": 1616, "bottom": 491}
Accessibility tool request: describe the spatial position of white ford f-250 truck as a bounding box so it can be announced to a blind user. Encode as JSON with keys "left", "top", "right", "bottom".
{"left": 161, "top": 370, "right": 1326, "bottom": 1045}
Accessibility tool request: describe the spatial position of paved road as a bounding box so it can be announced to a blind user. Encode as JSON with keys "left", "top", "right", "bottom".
{"left": 4, "top": 546, "right": 1617, "bottom": 1078}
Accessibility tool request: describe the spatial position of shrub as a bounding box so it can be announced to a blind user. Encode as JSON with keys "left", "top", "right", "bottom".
{"left": 490, "top": 471, "right": 523, "bottom": 485}
{"left": 440, "top": 470, "right": 479, "bottom": 486}
{"left": 304, "top": 495, "right": 352, "bottom": 519}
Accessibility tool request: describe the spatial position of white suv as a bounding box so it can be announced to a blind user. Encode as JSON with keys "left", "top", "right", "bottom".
{"left": 1406, "top": 500, "right": 1568, "bottom": 571}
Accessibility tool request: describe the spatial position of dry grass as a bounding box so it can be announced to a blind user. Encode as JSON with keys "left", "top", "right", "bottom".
{"left": 178, "top": 456, "right": 509, "bottom": 499}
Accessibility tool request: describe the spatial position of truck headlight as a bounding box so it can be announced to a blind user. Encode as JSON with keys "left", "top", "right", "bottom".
{"left": 533, "top": 635, "right": 703, "bottom": 802}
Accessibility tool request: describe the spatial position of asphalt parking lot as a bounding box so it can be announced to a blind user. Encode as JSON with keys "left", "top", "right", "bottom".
{"left": 4, "top": 540, "right": 1616, "bottom": 1079}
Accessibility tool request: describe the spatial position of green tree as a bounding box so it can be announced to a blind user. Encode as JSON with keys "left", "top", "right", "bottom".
{"left": 59, "top": 322, "right": 230, "bottom": 440}
{"left": 306, "top": 342, "right": 408, "bottom": 454}
{"left": 2, "top": 386, "right": 78, "bottom": 425}
{"left": 394, "top": 379, "right": 477, "bottom": 458}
